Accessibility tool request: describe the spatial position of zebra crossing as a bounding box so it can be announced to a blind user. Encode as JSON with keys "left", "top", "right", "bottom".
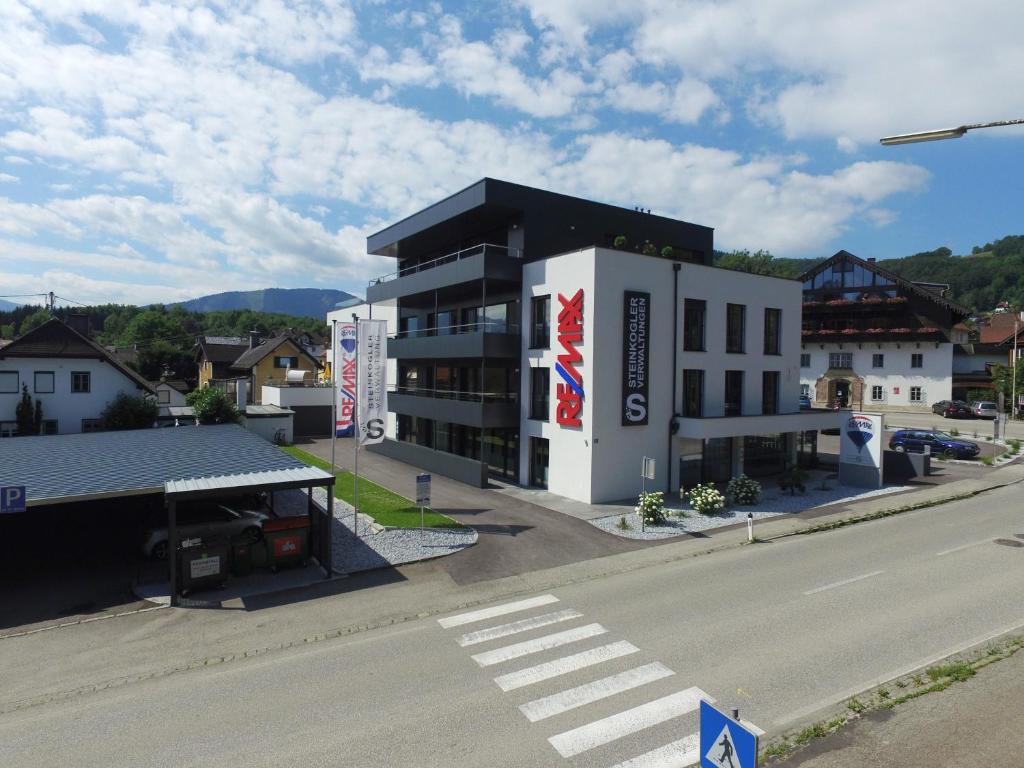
{"left": 438, "top": 593, "right": 722, "bottom": 767}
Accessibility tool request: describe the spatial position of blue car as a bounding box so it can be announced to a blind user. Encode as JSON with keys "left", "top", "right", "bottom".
{"left": 888, "top": 430, "right": 980, "bottom": 459}
{"left": 799, "top": 395, "right": 812, "bottom": 410}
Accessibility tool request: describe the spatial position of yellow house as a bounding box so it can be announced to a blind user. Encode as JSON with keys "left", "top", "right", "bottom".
{"left": 228, "top": 334, "right": 321, "bottom": 404}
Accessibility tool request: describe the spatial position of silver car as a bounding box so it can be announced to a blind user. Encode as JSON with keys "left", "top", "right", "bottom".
{"left": 142, "top": 501, "right": 268, "bottom": 559}
{"left": 970, "top": 401, "right": 998, "bottom": 420}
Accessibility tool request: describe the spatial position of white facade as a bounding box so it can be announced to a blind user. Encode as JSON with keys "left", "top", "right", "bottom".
{"left": 155, "top": 382, "right": 188, "bottom": 417}
{"left": 520, "top": 247, "right": 824, "bottom": 504}
{"left": 0, "top": 359, "right": 151, "bottom": 435}
{"left": 800, "top": 342, "right": 953, "bottom": 410}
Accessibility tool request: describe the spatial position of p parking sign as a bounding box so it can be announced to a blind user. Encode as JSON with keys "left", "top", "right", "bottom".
{"left": 1, "top": 486, "right": 27, "bottom": 513}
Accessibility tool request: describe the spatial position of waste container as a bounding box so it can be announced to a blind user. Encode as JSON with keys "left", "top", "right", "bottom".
{"left": 262, "top": 516, "right": 310, "bottom": 571}
{"left": 178, "top": 536, "right": 229, "bottom": 595}
{"left": 231, "top": 541, "right": 254, "bottom": 577}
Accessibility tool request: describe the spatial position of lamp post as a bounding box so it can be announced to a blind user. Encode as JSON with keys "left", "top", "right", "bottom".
{"left": 880, "top": 118, "right": 1024, "bottom": 146}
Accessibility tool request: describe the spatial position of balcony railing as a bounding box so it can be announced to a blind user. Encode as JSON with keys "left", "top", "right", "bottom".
{"left": 263, "top": 378, "right": 333, "bottom": 388}
{"left": 368, "top": 243, "right": 521, "bottom": 287}
{"left": 390, "top": 386, "right": 518, "bottom": 403}
{"left": 390, "top": 320, "right": 520, "bottom": 339}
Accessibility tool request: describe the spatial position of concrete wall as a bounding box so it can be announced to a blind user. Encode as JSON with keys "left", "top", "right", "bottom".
{"left": 262, "top": 384, "right": 334, "bottom": 407}
{"left": 242, "top": 414, "right": 293, "bottom": 444}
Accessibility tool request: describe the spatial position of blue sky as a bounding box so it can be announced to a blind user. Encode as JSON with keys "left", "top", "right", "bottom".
{"left": 0, "top": 0, "right": 1022, "bottom": 307}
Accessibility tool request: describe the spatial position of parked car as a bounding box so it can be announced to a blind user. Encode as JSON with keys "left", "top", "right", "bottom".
{"left": 142, "top": 501, "right": 269, "bottom": 559}
{"left": 970, "top": 401, "right": 998, "bottom": 420}
{"left": 799, "top": 394, "right": 812, "bottom": 410}
{"left": 889, "top": 430, "right": 981, "bottom": 459}
{"left": 931, "top": 400, "right": 972, "bottom": 418}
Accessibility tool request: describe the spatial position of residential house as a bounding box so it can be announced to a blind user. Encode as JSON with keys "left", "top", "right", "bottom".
{"left": 193, "top": 335, "right": 249, "bottom": 389}
{"left": 0, "top": 318, "right": 155, "bottom": 435}
{"left": 153, "top": 378, "right": 189, "bottom": 417}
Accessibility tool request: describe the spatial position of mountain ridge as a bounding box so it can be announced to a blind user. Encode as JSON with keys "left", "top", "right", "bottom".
{"left": 173, "top": 287, "right": 359, "bottom": 319}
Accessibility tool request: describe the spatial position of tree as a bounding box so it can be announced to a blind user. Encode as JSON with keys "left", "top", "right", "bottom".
{"left": 186, "top": 387, "right": 240, "bottom": 424}
{"left": 19, "top": 309, "right": 52, "bottom": 335}
{"left": 100, "top": 392, "right": 159, "bottom": 430}
{"left": 14, "top": 384, "right": 35, "bottom": 436}
{"left": 0, "top": 323, "right": 13, "bottom": 339}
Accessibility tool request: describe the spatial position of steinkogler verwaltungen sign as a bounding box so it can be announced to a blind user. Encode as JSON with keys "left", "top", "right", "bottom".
{"left": 622, "top": 290, "right": 650, "bottom": 426}
{"left": 357, "top": 319, "right": 388, "bottom": 446}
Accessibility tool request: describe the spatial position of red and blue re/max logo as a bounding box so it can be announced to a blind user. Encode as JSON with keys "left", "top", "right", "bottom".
{"left": 555, "top": 289, "right": 584, "bottom": 427}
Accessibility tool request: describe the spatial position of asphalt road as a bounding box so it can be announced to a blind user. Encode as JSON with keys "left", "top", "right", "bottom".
{"left": 877, "top": 409, "right": 1024, "bottom": 440}
{"left": 3, "top": 482, "right": 1023, "bottom": 767}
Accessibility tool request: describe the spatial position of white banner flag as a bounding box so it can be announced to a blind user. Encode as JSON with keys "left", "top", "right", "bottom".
{"left": 357, "top": 319, "right": 388, "bottom": 445}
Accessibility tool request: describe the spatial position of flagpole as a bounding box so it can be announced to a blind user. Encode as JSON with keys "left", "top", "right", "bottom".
{"left": 330, "top": 319, "right": 337, "bottom": 478}
{"left": 352, "top": 313, "right": 360, "bottom": 538}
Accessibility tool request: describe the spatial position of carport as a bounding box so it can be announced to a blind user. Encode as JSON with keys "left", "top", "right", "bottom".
{"left": 0, "top": 424, "right": 335, "bottom": 608}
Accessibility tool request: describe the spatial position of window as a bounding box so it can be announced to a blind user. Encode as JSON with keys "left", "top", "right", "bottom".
{"left": 399, "top": 315, "right": 421, "bottom": 338}
{"left": 762, "top": 371, "right": 780, "bottom": 415}
{"left": 34, "top": 371, "right": 54, "bottom": 394}
{"left": 829, "top": 352, "right": 853, "bottom": 369}
{"left": 724, "top": 370, "right": 743, "bottom": 417}
{"left": 800, "top": 384, "right": 811, "bottom": 398}
{"left": 433, "top": 310, "right": 456, "bottom": 335}
{"left": 872, "top": 353, "right": 884, "bottom": 368}
{"left": 71, "top": 371, "right": 90, "bottom": 393}
{"left": 530, "top": 367, "right": 549, "bottom": 420}
{"left": 158, "top": 389, "right": 171, "bottom": 404}
{"left": 530, "top": 295, "right": 550, "bottom": 348}
{"left": 726, "top": 304, "right": 746, "bottom": 353}
{"left": 484, "top": 302, "right": 513, "bottom": 333}
{"left": 764, "top": 308, "right": 781, "bottom": 355}
{"left": 82, "top": 418, "right": 104, "bottom": 433}
{"left": 0, "top": 371, "right": 17, "bottom": 394}
{"left": 0, "top": 421, "right": 15, "bottom": 437}
{"left": 682, "top": 369, "right": 704, "bottom": 417}
{"left": 273, "top": 356, "right": 299, "bottom": 369}
{"left": 871, "top": 385, "right": 884, "bottom": 401}
{"left": 41, "top": 420, "right": 58, "bottom": 435}
{"left": 800, "top": 353, "right": 810, "bottom": 368}
{"left": 683, "top": 299, "right": 706, "bottom": 351}
{"left": 910, "top": 386, "right": 923, "bottom": 403}
{"left": 911, "top": 353, "right": 923, "bottom": 368}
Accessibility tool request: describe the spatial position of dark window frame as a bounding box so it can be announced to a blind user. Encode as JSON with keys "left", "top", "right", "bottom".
{"left": 71, "top": 371, "right": 91, "bottom": 393}
{"left": 724, "top": 370, "right": 744, "bottom": 417}
{"left": 34, "top": 371, "right": 55, "bottom": 394}
{"left": 872, "top": 353, "right": 884, "bottom": 369}
{"left": 81, "top": 418, "right": 104, "bottom": 433}
{"left": 763, "top": 308, "right": 781, "bottom": 355}
{"left": 273, "top": 355, "right": 300, "bottom": 369}
{"left": 762, "top": 371, "right": 780, "bottom": 415}
{"left": 530, "top": 295, "right": 550, "bottom": 349}
{"left": 682, "top": 369, "right": 704, "bottom": 418}
{"left": 800, "top": 353, "right": 810, "bottom": 368}
{"left": 911, "top": 353, "right": 923, "bottom": 369}
{"left": 683, "top": 299, "right": 706, "bottom": 352}
{"left": 529, "top": 367, "right": 549, "bottom": 421}
{"left": 726, "top": 304, "right": 746, "bottom": 354}
{"left": 0, "top": 371, "right": 18, "bottom": 394}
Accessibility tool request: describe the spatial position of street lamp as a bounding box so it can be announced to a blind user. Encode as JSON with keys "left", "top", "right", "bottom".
{"left": 880, "top": 118, "right": 1024, "bottom": 146}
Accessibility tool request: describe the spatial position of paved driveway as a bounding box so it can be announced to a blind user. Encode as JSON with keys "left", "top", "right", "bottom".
{"left": 297, "top": 438, "right": 652, "bottom": 584}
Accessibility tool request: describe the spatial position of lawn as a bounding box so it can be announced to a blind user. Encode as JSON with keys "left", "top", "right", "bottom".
{"left": 280, "top": 445, "right": 464, "bottom": 529}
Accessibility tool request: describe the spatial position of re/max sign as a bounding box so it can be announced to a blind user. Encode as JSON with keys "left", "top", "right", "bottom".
{"left": 555, "top": 289, "right": 584, "bottom": 428}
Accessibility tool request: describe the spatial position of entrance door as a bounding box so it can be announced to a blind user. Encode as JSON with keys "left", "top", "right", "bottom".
{"left": 832, "top": 379, "right": 850, "bottom": 408}
{"left": 529, "top": 437, "right": 549, "bottom": 488}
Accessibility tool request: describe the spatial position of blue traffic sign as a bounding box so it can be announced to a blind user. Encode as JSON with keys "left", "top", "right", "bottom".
{"left": 700, "top": 700, "right": 758, "bottom": 768}
{"left": 1, "top": 485, "right": 26, "bottom": 513}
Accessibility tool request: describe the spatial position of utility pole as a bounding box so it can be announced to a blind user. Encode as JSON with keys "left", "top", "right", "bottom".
{"left": 1013, "top": 311, "right": 1021, "bottom": 419}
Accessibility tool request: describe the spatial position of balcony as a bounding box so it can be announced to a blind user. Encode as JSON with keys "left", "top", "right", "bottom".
{"left": 366, "top": 243, "right": 522, "bottom": 303}
{"left": 388, "top": 387, "right": 519, "bottom": 428}
{"left": 388, "top": 322, "right": 520, "bottom": 360}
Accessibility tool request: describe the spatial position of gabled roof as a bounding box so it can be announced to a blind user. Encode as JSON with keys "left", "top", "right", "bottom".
{"left": 800, "top": 250, "right": 972, "bottom": 318}
{"left": 195, "top": 336, "right": 249, "bottom": 364}
{"left": 0, "top": 319, "right": 155, "bottom": 393}
{"left": 229, "top": 334, "right": 321, "bottom": 372}
{"left": 979, "top": 312, "right": 1023, "bottom": 345}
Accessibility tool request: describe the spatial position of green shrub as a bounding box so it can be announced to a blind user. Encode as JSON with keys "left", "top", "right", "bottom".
{"left": 186, "top": 386, "right": 241, "bottom": 424}
{"left": 778, "top": 464, "right": 807, "bottom": 495}
{"left": 949, "top": 427, "right": 960, "bottom": 436}
{"left": 1010, "top": 439, "right": 1021, "bottom": 454}
{"left": 688, "top": 483, "right": 726, "bottom": 514}
{"left": 726, "top": 474, "right": 761, "bottom": 504}
{"left": 613, "top": 235, "right": 627, "bottom": 248}
{"left": 635, "top": 491, "right": 666, "bottom": 524}
{"left": 981, "top": 456, "right": 994, "bottom": 466}
{"left": 101, "top": 392, "right": 159, "bottom": 430}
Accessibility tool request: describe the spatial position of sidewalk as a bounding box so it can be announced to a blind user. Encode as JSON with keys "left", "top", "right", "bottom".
{"left": 781, "top": 646, "right": 1024, "bottom": 767}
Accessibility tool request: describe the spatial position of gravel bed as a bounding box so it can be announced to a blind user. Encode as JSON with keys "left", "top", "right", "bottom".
{"left": 590, "top": 478, "right": 914, "bottom": 541}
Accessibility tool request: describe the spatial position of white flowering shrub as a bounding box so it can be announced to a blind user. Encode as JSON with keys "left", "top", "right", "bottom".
{"left": 635, "top": 491, "right": 666, "bottom": 524}
{"left": 726, "top": 474, "right": 761, "bottom": 505}
{"left": 687, "top": 483, "right": 726, "bottom": 515}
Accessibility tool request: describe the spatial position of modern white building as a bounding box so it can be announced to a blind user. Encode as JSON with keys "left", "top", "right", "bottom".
{"left": 362, "top": 178, "right": 834, "bottom": 504}
{"left": 0, "top": 319, "right": 156, "bottom": 436}
{"left": 799, "top": 251, "right": 971, "bottom": 412}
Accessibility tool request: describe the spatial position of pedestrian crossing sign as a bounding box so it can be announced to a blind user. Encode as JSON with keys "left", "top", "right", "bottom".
{"left": 700, "top": 700, "right": 758, "bottom": 768}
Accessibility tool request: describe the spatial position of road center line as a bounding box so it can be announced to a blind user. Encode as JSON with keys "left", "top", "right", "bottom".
{"left": 438, "top": 594, "right": 559, "bottom": 629}
{"left": 935, "top": 539, "right": 995, "bottom": 557}
{"left": 519, "top": 662, "right": 674, "bottom": 722}
{"left": 456, "top": 609, "right": 582, "bottom": 647}
{"left": 471, "top": 623, "right": 607, "bottom": 667}
{"left": 494, "top": 641, "right": 639, "bottom": 692}
{"left": 609, "top": 732, "right": 700, "bottom": 768}
{"left": 803, "top": 570, "right": 885, "bottom": 596}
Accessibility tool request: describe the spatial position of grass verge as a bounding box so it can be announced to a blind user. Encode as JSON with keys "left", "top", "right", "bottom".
{"left": 280, "top": 445, "right": 464, "bottom": 530}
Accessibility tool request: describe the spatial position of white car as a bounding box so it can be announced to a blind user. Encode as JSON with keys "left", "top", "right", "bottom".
{"left": 142, "top": 501, "right": 268, "bottom": 559}
{"left": 970, "top": 401, "right": 998, "bottom": 420}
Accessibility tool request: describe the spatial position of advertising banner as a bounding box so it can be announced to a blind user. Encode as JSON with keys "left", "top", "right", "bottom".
{"left": 357, "top": 319, "right": 388, "bottom": 445}
{"left": 622, "top": 290, "right": 651, "bottom": 426}
{"left": 335, "top": 322, "right": 357, "bottom": 437}
{"left": 839, "top": 411, "right": 884, "bottom": 488}
{"left": 555, "top": 289, "right": 585, "bottom": 428}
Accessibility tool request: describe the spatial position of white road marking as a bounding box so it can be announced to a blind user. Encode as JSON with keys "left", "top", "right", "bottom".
{"left": 936, "top": 539, "right": 994, "bottom": 557}
{"left": 519, "top": 662, "right": 675, "bottom": 722}
{"left": 547, "top": 687, "right": 711, "bottom": 758}
{"left": 471, "top": 624, "right": 607, "bottom": 667}
{"left": 803, "top": 570, "right": 885, "bottom": 595}
{"left": 456, "top": 609, "right": 583, "bottom": 647}
{"left": 609, "top": 733, "right": 700, "bottom": 768}
{"left": 494, "top": 641, "right": 640, "bottom": 692}
{"left": 438, "top": 594, "right": 559, "bottom": 629}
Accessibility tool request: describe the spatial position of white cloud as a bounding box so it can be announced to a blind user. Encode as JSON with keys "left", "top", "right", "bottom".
{"left": 0, "top": 173, "right": 17, "bottom": 182}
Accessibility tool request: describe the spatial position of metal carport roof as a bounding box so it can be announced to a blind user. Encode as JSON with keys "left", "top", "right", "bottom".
{"left": 0, "top": 424, "right": 333, "bottom": 507}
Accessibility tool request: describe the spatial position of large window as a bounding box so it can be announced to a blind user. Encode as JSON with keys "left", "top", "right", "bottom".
{"left": 273, "top": 356, "right": 299, "bottom": 369}
{"left": 725, "top": 370, "right": 743, "bottom": 416}
{"left": 484, "top": 302, "right": 514, "bottom": 333}
{"left": 872, "top": 353, "right": 884, "bottom": 368}
{"left": 399, "top": 315, "right": 421, "bottom": 338}
{"left": 910, "top": 386, "right": 923, "bottom": 403}
{"left": 683, "top": 299, "right": 706, "bottom": 352}
{"left": 911, "top": 353, "right": 923, "bottom": 368}
{"left": 871, "top": 385, "right": 884, "bottom": 401}
{"left": 530, "top": 295, "right": 550, "bottom": 348}
{"left": 764, "top": 308, "right": 781, "bottom": 355}
{"left": 71, "top": 371, "right": 91, "bottom": 393}
{"left": 829, "top": 352, "right": 853, "bottom": 369}
{"left": 682, "top": 369, "right": 704, "bottom": 417}
{"left": 0, "top": 371, "right": 18, "bottom": 393}
{"left": 530, "top": 367, "right": 549, "bottom": 420}
{"left": 726, "top": 304, "right": 745, "bottom": 353}
{"left": 800, "top": 353, "right": 810, "bottom": 368}
{"left": 762, "top": 371, "right": 780, "bottom": 415}
{"left": 34, "top": 371, "right": 54, "bottom": 394}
